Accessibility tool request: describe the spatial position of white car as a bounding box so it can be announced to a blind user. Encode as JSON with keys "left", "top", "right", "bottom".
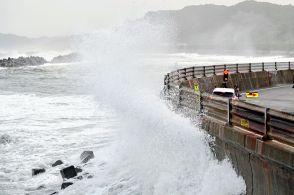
{"left": 212, "top": 88, "right": 239, "bottom": 100}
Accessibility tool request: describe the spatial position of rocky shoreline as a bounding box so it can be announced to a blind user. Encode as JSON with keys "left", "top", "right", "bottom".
{"left": 0, "top": 53, "right": 81, "bottom": 67}
{"left": 0, "top": 56, "right": 47, "bottom": 67}
{"left": 30, "top": 151, "right": 95, "bottom": 194}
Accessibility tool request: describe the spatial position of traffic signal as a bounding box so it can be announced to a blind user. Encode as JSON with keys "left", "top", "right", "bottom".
{"left": 223, "top": 69, "right": 229, "bottom": 81}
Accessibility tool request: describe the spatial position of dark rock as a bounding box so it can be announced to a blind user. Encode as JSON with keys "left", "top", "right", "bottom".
{"left": 0, "top": 134, "right": 12, "bottom": 145}
{"left": 80, "top": 151, "right": 94, "bottom": 163}
{"left": 60, "top": 165, "right": 77, "bottom": 179}
{"left": 75, "top": 167, "right": 82, "bottom": 173}
{"left": 36, "top": 185, "right": 45, "bottom": 190}
{"left": 50, "top": 192, "right": 58, "bottom": 195}
{"left": 82, "top": 172, "right": 89, "bottom": 176}
{"left": 82, "top": 172, "right": 93, "bottom": 179}
{"left": 52, "top": 160, "right": 63, "bottom": 167}
{"left": 32, "top": 168, "right": 45, "bottom": 176}
{"left": 76, "top": 175, "right": 83, "bottom": 180}
{"left": 61, "top": 182, "right": 73, "bottom": 189}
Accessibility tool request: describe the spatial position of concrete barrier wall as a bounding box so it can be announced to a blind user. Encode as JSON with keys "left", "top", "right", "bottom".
{"left": 179, "top": 70, "right": 294, "bottom": 93}
{"left": 203, "top": 117, "right": 294, "bottom": 195}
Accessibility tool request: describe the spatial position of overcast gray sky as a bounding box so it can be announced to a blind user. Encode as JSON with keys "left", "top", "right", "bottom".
{"left": 1, "top": 0, "right": 293, "bottom": 37}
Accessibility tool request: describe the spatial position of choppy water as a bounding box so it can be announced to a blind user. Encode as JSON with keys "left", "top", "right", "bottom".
{"left": 0, "top": 63, "right": 119, "bottom": 194}
{"left": 1, "top": 49, "right": 294, "bottom": 195}
{"left": 3, "top": 19, "right": 294, "bottom": 194}
{"left": 0, "top": 54, "right": 244, "bottom": 195}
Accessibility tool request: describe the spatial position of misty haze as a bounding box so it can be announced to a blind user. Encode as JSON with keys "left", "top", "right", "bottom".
{"left": 0, "top": 0, "right": 293, "bottom": 195}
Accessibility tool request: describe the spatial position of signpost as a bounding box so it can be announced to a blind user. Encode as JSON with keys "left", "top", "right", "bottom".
{"left": 194, "top": 84, "right": 199, "bottom": 93}
{"left": 246, "top": 92, "right": 259, "bottom": 98}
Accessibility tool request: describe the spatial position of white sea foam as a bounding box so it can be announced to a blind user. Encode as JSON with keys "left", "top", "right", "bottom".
{"left": 64, "top": 20, "right": 247, "bottom": 195}
{"left": 3, "top": 17, "right": 293, "bottom": 195}
{"left": 0, "top": 93, "right": 116, "bottom": 195}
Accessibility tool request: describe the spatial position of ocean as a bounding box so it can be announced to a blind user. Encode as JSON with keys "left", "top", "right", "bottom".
{"left": 1, "top": 22, "right": 293, "bottom": 195}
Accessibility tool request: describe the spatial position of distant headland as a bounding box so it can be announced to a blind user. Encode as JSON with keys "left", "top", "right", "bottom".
{"left": 1, "top": 1, "right": 294, "bottom": 54}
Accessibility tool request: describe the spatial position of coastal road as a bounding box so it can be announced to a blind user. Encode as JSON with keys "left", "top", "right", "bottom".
{"left": 241, "top": 85, "right": 294, "bottom": 113}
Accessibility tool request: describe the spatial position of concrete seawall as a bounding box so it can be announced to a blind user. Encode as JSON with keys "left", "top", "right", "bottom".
{"left": 180, "top": 70, "right": 294, "bottom": 93}
{"left": 164, "top": 68, "right": 294, "bottom": 195}
{"left": 203, "top": 117, "right": 294, "bottom": 195}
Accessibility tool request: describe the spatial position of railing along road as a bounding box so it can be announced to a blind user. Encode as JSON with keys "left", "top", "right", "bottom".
{"left": 165, "top": 61, "right": 294, "bottom": 85}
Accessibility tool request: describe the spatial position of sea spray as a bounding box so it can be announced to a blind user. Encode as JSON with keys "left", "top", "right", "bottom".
{"left": 69, "top": 19, "right": 246, "bottom": 195}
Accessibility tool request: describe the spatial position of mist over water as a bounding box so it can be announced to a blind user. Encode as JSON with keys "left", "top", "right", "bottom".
{"left": 2, "top": 18, "right": 294, "bottom": 195}
{"left": 65, "top": 20, "right": 247, "bottom": 195}
{"left": 2, "top": 2, "right": 294, "bottom": 194}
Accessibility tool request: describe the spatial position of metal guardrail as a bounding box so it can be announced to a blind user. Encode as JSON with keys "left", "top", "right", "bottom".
{"left": 164, "top": 61, "right": 294, "bottom": 85}
{"left": 201, "top": 94, "right": 294, "bottom": 146}
{"left": 164, "top": 62, "right": 294, "bottom": 146}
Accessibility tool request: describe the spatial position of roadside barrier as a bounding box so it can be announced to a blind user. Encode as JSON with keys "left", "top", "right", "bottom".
{"left": 172, "top": 86, "right": 294, "bottom": 146}
{"left": 164, "top": 62, "right": 294, "bottom": 146}
{"left": 163, "top": 62, "right": 294, "bottom": 195}
{"left": 164, "top": 61, "right": 294, "bottom": 86}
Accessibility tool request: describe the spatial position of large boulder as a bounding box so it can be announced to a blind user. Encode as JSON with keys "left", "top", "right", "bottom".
{"left": 61, "top": 182, "right": 73, "bottom": 189}
{"left": 80, "top": 151, "right": 94, "bottom": 163}
{"left": 75, "top": 166, "right": 82, "bottom": 173}
{"left": 60, "top": 165, "right": 77, "bottom": 179}
{"left": 32, "top": 168, "right": 45, "bottom": 176}
{"left": 52, "top": 160, "right": 63, "bottom": 167}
